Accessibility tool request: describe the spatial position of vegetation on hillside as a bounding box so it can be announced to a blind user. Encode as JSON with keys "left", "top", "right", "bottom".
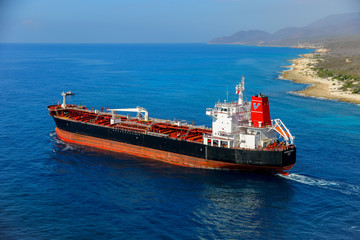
{"left": 312, "top": 39, "right": 360, "bottom": 94}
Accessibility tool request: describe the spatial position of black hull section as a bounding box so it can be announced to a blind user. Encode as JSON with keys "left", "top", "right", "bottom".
{"left": 53, "top": 117, "right": 296, "bottom": 169}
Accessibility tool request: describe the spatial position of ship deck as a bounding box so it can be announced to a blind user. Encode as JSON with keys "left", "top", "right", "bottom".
{"left": 48, "top": 104, "right": 212, "bottom": 144}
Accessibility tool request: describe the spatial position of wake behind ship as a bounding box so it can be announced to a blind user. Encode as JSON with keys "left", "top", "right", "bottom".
{"left": 48, "top": 78, "right": 296, "bottom": 174}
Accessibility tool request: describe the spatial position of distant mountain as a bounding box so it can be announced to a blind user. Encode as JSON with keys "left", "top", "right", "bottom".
{"left": 209, "top": 12, "right": 360, "bottom": 46}
{"left": 210, "top": 30, "right": 272, "bottom": 45}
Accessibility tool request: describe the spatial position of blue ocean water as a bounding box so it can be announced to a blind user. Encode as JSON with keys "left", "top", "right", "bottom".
{"left": 0, "top": 43, "right": 359, "bottom": 239}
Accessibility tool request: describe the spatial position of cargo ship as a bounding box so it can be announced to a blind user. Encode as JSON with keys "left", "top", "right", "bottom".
{"left": 48, "top": 78, "right": 296, "bottom": 174}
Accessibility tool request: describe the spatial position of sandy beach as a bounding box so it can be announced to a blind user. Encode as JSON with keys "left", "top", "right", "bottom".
{"left": 281, "top": 52, "right": 360, "bottom": 104}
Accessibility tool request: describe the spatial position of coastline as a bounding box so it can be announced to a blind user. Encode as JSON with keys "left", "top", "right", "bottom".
{"left": 281, "top": 52, "right": 360, "bottom": 104}
{"left": 208, "top": 42, "right": 316, "bottom": 49}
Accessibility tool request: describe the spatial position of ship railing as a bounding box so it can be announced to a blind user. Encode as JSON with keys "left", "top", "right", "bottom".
{"left": 110, "top": 119, "right": 151, "bottom": 128}
{"left": 231, "top": 146, "right": 286, "bottom": 151}
{"left": 203, "top": 133, "right": 235, "bottom": 141}
{"left": 149, "top": 117, "right": 211, "bottom": 130}
{"left": 150, "top": 117, "right": 175, "bottom": 124}
{"left": 213, "top": 102, "right": 247, "bottom": 108}
{"left": 145, "top": 131, "right": 169, "bottom": 138}
{"left": 154, "top": 118, "right": 187, "bottom": 126}
{"left": 206, "top": 108, "right": 251, "bottom": 115}
{"left": 212, "top": 102, "right": 250, "bottom": 109}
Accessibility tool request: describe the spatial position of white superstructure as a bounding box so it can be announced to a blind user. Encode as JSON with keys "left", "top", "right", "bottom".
{"left": 203, "top": 78, "right": 294, "bottom": 150}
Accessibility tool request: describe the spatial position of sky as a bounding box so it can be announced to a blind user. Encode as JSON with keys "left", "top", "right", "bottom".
{"left": 0, "top": 0, "right": 359, "bottom": 43}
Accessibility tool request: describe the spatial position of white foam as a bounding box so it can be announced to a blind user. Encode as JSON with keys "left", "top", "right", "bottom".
{"left": 49, "top": 131, "right": 77, "bottom": 151}
{"left": 288, "top": 91, "right": 344, "bottom": 102}
{"left": 288, "top": 91, "right": 305, "bottom": 97}
{"left": 351, "top": 226, "right": 360, "bottom": 231}
{"left": 277, "top": 173, "right": 360, "bottom": 196}
{"left": 62, "top": 144, "right": 75, "bottom": 151}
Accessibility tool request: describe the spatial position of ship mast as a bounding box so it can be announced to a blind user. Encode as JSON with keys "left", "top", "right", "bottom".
{"left": 236, "top": 76, "right": 245, "bottom": 105}
{"left": 61, "top": 91, "right": 67, "bottom": 108}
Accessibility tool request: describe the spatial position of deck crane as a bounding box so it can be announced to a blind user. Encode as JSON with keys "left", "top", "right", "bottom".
{"left": 108, "top": 107, "right": 149, "bottom": 124}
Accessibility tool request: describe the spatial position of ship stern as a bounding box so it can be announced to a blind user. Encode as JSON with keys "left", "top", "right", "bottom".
{"left": 281, "top": 145, "right": 296, "bottom": 170}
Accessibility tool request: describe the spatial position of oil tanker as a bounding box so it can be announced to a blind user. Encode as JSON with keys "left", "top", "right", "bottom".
{"left": 48, "top": 78, "right": 296, "bottom": 174}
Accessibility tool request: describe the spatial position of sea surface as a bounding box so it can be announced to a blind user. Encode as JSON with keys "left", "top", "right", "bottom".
{"left": 0, "top": 43, "right": 359, "bottom": 239}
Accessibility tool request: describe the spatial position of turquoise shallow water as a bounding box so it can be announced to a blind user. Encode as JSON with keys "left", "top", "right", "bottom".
{"left": 0, "top": 43, "right": 359, "bottom": 239}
